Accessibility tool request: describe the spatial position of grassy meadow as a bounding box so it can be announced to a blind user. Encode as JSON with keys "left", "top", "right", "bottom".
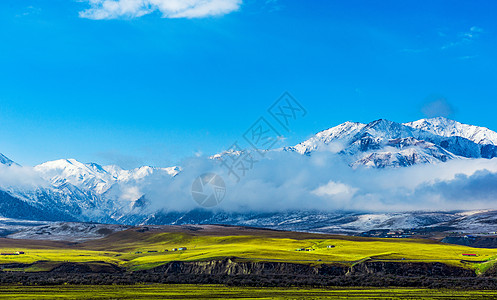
{"left": 1, "top": 226, "right": 497, "bottom": 273}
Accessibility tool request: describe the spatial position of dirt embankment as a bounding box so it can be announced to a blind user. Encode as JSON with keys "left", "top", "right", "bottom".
{"left": 349, "top": 261, "right": 475, "bottom": 277}
{"left": 148, "top": 258, "right": 475, "bottom": 278}
{"left": 150, "top": 259, "right": 347, "bottom": 276}
{"left": 0, "top": 258, "right": 476, "bottom": 277}
{"left": 2, "top": 258, "right": 496, "bottom": 288}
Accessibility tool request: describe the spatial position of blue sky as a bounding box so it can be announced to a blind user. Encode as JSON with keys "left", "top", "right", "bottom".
{"left": 0, "top": 0, "right": 496, "bottom": 168}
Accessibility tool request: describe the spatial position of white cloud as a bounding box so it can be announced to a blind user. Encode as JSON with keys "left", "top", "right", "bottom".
{"left": 120, "top": 186, "right": 142, "bottom": 201}
{"left": 0, "top": 164, "right": 47, "bottom": 190}
{"left": 441, "top": 26, "right": 483, "bottom": 50}
{"left": 312, "top": 180, "right": 357, "bottom": 205}
{"left": 470, "top": 26, "right": 483, "bottom": 33}
{"left": 79, "top": 0, "right": 242, "bottom": 20}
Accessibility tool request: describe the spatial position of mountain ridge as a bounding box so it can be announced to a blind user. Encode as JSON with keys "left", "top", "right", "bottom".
{"left": 285, "top": 117, "right": 497, "bottom": 168}
{"left": 1, "top": 116, "right": 497, "bottom": 225}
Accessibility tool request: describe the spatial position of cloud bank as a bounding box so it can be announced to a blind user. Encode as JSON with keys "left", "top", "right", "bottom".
{"left": 134, "top": 152, "right": 497, "bottom": 213}
{"left": 79, "top": 0, "right": 242, "bottom": 20}
{"left": 3, "top": 152, "right": 497, "bottom": 214}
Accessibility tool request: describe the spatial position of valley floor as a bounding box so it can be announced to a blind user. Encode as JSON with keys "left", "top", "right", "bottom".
{"left": 2, "top": 225, "right": 497, "bottom": 273}
{"left": 2, "top": 285, "right": 497, "bottom": 300}
{"left": 3, "top": 225, "right": 497, "bottom": 290}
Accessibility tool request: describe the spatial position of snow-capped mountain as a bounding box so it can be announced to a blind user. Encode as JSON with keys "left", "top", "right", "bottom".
{"left": 286, "top": 117, "right": 497, "bottom": 168}
{"left": 1, "top": 116, "right": 497, "bottom": 226}
{"left": 34, "top": 159, "right": 116, "bottom": 194}
{"left": 32, "top": 159, "right": 181, "bottom": 223}
{"left": 0, "top": 154, "right": 179, "bottom": 223}
{"left": 34, "top": 159, "right": 180, "bottom": 195}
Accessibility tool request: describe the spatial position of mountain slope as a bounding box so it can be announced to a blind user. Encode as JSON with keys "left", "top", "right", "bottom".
{"left": 404, "top": 117, "right": 497, "bottom": 158}
{"left": 0, "top": 190, "right": 78, "bottom": 222}
{"left": 405, "top": 117, "right": 497, "bottom": 146}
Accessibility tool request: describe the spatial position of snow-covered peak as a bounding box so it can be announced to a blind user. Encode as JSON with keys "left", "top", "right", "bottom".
{"left": 289, "top": 119, "right": 417, "bottom": 156}
{"left": 34, "top": 158, "right": 181, "bottom": 196}
{"left": 102, "top": 164, "right": 125, "bottom": 178}
{"left": 404, "top": 117, "right": 497, "bottom": 146}
{"left": 314, "top": 121, "right": 366, "bottom": 141}
{"left": 359, "top": 119, "right": 415, "bottom": 140}
{"left": 164, "top": 166, "right": 181, "bottom": 177}
{"left": 291, "top": 121, "right": 366, "bottom": 155}
{"left": 0, "top": 153, "right": 15, "bottom": 166}
{"left": 34, "top": 159, "right": 115, "bottom": 194}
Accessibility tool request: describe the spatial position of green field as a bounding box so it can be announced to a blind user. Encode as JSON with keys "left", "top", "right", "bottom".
{"left": 1, "top": 225, "right": 496, "bottom": 273}
{"left": 1, "top": 285, "right": 497, "bottom": 299}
